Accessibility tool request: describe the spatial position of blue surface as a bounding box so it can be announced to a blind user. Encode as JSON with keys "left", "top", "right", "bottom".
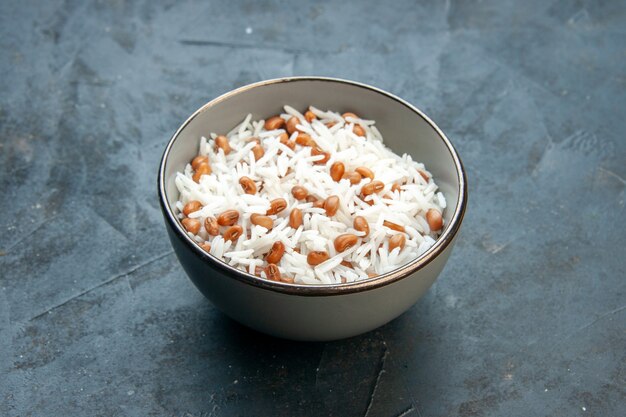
{"left": 1, "top": 1, "right": 625, "bottom": 416}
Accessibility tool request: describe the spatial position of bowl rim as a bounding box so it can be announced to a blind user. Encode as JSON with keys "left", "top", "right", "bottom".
{"left": 158, "top": 76, "right": 467, "bottom": 296}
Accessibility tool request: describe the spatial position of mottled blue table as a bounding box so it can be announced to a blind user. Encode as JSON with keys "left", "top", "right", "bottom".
{"left": 1, "top": 1, "right": 624, "bottom": 416}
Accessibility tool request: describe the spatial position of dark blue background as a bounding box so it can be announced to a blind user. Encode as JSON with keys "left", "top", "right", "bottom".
{"left": 1, "top": 1, "right": 624, "bottom": 416}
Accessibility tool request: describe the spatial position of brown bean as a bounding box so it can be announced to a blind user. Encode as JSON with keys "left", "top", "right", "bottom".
{"left": 360, "top": 194, "right": 374, "bottom": 206}
{"left": 199, "top": 242, "right": 212, "bottom": 252}
{"left": 267, "top": 198, "right": 287, "bottom": 215}
{"left": 304, "top": 110, "right": 317, "bottom": 122}
{"left": 353, "top": 216, "right": 370, "bottom": 237}
{"left": 264, "top": 116, "right": 285, "bottom": 130}
{"left": 182, "top": 200, "right": 202, "bottom": 216}
{"left": 313, "top": 200, "right": 325, "bottom": 209}
{"left": 250, "top": 214, "right": 273, "bottom": 230}
{"left": 295, "top": 133, "right": 315, "bottom": 146}
{"left": 289, "top": 208, "right": 303, "bottom": 229}
{"left": 330, "top": 162, "right": 345, "bottom": 182}
{"left": 215, "top": 135, "right": 231, "bottom": 155}
{"left": 239, "top": 176, "right": 257, "bottom": 194}
{"left": 361, "top": 180, "right": 384, "bottom": 196}
{"left": 345, "top": 171, "right": 362, "bottom": 185}
{"left": 391, "top": 183, "right": 401, "bottom": 193}
{"left": 340, "top": 276, "right": 348, "bottom": 283}
{"left": 246, "top": 137, "right": 261, "bottom": 145}
{"left": 252, "top": 144, "right": 265, "bottom": 161}
{"left": 389, "top": 234, "right": 406, "bottom": 252}
{"left": 204, "top": 217, "right": 219, "bottom": 236}
{"left": 286, "top": 116, "right": 300, "bottom": 134}
{"left": 367, "top": 272, "right": 378, "bottom": 278}
{"left": 217, "top": 209, "right": 239, "bottom": 226}
{"left": 277, "top": 133, "right": 295, "bottom": 152}
{"left": 324, "top": 195, "right": 340, "bottom": 216}
{"left": 383, "top": 220, "right": 405, "bottom": 233}
{"left": 264, "top": 264, "right": 281, "bottom": 281}
{"left": 192, "top": 163, "right": 211, "bottom": 183}
{"left": 418, "top": 170, "right": 430, "bottom": 182}
{"left": 325, "top": 122, "right": 336, "bottom": 129}
{"left": 307, "top": 251, "right": 330, "bottom": 266}
{"left": 334, "top": 234, "right": 359, "bottom": 252}
{"left": 426, "top": 209, "right": 443, "bottom": 231}
{"left": 266, "top": 241, "right": 285, "bottom": 264}
{"left": 280, "top": 275, "right": 295, "bottom": 284}
{"left": 342, "top": 112, "right": 359, "bottom": 119}
{"left": 355, "top": 166, "right": 374, "bottom": 180}
{"left": 181, "top": 218, "right": 201, "bottom": 234}
{"left": 223, "top": 225, "right": 243, "bottom": 241}
{"left": 254, "top": 266, "right": 264, "bottom": 276}
{"left": 311, "top": 146, "right": 330, "bottom": 164}
{"left": 340, "top": 260, "right": 354, "bottom": 269}
{"left": 353, "top": 124, "right": 366, "bottom": 137}
{"left": 191, "top": 155, "right": 208, "bottom": 170}
{"left": 291, "top": 185, "right": 308, "bottom": 200}
{"left": 306, "top": 195, "right": 318, "bottom": 203}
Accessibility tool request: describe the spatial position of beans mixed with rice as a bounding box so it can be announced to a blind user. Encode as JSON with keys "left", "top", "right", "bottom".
{"left": 174, "top": 105, "right": 446, "bottom": 285}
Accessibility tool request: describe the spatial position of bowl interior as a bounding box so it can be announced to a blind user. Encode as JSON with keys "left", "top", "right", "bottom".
{"left": 161, "top": 78, "right": 464, "bottom": 280}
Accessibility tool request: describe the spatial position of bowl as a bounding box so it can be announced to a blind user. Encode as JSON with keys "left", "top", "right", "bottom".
{"left": 158, "top": 77, "right": 467, "bottom": 341}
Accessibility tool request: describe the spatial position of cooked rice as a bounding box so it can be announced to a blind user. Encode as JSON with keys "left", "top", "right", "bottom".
{"left": 174, "top": 106, "right": 445, "bottom": 285}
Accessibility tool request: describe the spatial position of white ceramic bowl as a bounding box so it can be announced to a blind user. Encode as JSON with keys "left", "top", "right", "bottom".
{"left": 158, "top": 77, "right": 467, "bottom": 341}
